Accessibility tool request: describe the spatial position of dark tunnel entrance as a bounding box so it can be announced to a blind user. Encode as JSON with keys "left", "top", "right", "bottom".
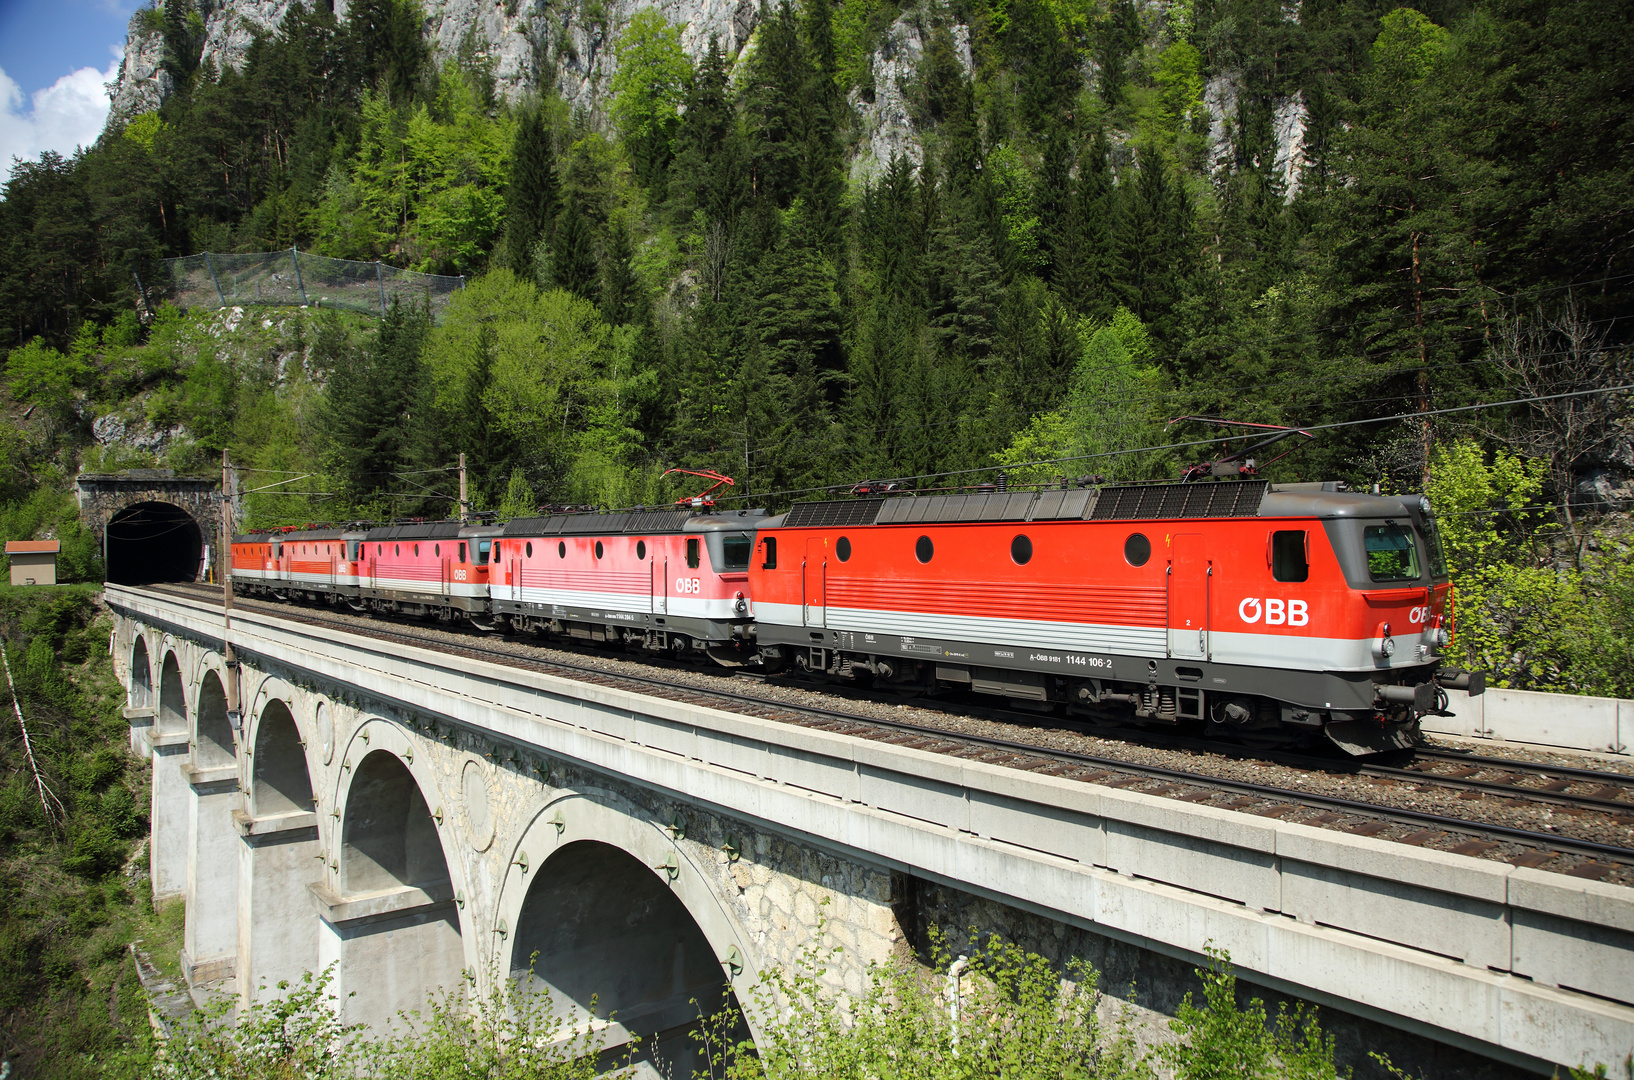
{"left": 105, "top": 502, "right": 204, "bottom": 584}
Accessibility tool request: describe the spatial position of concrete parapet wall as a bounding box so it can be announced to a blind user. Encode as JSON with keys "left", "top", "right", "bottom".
{"left": 105, "top": 586, "right": 1634, "bottom": 1075}
{"left": 1431, "top": 687, "right": 1632, "bottom": 756}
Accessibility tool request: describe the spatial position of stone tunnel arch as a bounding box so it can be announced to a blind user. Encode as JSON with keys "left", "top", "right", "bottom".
{"left": 129, "top": 636, "right": 152, "bottom": 709}
{"left": 105, "top": 501, "right": 204, "bottom": 584}
{"left": 251, "top": 699, "right": 311, "bottom": 817}
{"left": 334, "top": 749, "right": 466, "bottom": 1029}
{"left": 194, "top": 668, "right": 236, "bottom": 768}
{"left": 158, "top": 650, "right": 186, "bottom": 735}
{"left": 511, "top": 839, "right": 750, "bottom": 1075}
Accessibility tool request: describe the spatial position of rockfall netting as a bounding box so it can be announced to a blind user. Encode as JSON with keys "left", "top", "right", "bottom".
{"left": 137, "top": 249, "right": 464, "bottom": 320}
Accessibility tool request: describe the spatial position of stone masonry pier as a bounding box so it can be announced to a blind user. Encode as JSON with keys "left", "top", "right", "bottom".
{"left": 107, "top": 584, "right": 1634, "bottom": 1078}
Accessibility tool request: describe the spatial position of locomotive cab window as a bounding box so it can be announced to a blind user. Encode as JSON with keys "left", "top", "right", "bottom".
{"left": 1364, "top": 523, "right": 1420, "bottom": 582}
{"left": 686, "top": 538, "right": 700, "bottom": 569}
{"left": 1422, "top": 512, "right": 1448, "bottom": 578}
{"left": 721, "top": 533, "right": 751, "bottom": 569}
{"left": 459, "top": 542, "right": 467, "bottom": 563}
{"left": 1271, "top": 531, "right": 1309, "bottom": 582}
{"left": 761, "top": 537, "right": 778, "bottom": 569}
{"left": 478, "top": 540, "right": 491, "bottom": 564}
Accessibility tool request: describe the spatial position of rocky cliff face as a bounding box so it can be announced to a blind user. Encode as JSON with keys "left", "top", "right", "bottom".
{"left": 106, "top": 0, "right": 1306, "bottom": 193}
{"left": 1203, "top": 72, "right": 1309, "bottom": 199}
{"left": 846, "top": 14, "right": 973, "bottom": 184}
{"left": 108, "top": 0, "right": 760, "bottom": 123}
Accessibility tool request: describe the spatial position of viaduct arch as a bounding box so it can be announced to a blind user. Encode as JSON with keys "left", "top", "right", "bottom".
{"left": 114, "top": 611, "right": 896, "bottom": 1057}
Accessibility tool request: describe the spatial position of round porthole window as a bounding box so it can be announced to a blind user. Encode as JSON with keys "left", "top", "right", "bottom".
{"left": 636, "top": 540, "right": 646, "bottom": 560}
{"left": 836, "top": 537, "right": 852, "bottom": 562}
{"left": 1125, "top": 533, "right": 1152, "bottom": 567}
{"left": 526, "top": 542, "right": 533, "bottom": 558}
{"left": 414, "top": 544, "right": 419, "bottom": 556}
{"left": 1011, "top": 534, "right": 1033, "bottom": 565}
{"left": 558, "top": 541, "right": 566, "bottom": 558}
{"left": 395, "top": 544, "right": 400, "bottom": 557}
{"left": 595, "top": 541, "right": 604, "bottom": 559}
{"left": 435, "top": 544, "right": 440, "bottom": 557}
{"left": 915, "top": 535, "right": 934, "bottom": 563}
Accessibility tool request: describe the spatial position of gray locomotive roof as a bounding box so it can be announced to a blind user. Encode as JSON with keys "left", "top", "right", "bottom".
{"left": 364, "top": 521, "right": 464, "bottom": 541}
{"left": 770, "top": 481, "right": 1419, "bottom": 528}
{"left": 278, "top": 528, "right": 351, "bottom": 541}
{"left": 1258, "top": 486, "right": 1422, "bottom": 519}
{"left": 501, "top": 507, "right": 767, "bottom": 537}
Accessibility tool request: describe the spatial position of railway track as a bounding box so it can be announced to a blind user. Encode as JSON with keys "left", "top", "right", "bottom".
{"left": 131, "top": 582, "right": 1634, "bottom": 875}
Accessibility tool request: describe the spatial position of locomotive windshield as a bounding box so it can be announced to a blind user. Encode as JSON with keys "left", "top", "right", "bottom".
{"left": 721, "top": 533, "right": 752, "bottom": 569}
{"left": 1364, "top": 524, "right": 1420, "bottom": 581}
{"left": 1421, "top": 512, "right": 1448, "bottom": 578}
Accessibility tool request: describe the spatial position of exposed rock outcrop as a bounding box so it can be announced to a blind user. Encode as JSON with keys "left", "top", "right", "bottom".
{"left": 846, "top": 13, "right": 973, "bottom": 184}
{"left": 108, "top": 0, "right": 762, "bottom": 125}
{"left": 1203, "top": 71, "right": 1309, "bottom": 199}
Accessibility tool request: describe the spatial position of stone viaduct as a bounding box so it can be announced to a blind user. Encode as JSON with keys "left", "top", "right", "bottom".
{"left": 109, "top": 584, "right": 1634, "bottom": 1079}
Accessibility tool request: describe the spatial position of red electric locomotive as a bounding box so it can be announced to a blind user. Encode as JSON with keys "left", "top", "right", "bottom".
{"left": 231, "top": 527, "right": 367, "bottom": 600}
{"left": 356, "top": 521, "right": 503, "bottom": 621}
{"left": 747, "top": 480, "right": 1482, "bottom": 755}
{"left": 490, "top": 507, "right": 764, "bottom": 659}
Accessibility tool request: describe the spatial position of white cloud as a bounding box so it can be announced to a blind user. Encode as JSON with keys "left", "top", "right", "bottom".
{"left": 0, "top": 49, "right": 122, "bottom": 180}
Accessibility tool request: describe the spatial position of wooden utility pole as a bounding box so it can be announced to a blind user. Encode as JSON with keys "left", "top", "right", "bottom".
{"left": 221, "top": 449, "right": 240, "bottom": 726}
{"left": 458, "top": 452, "right": 469, "bottom": 523}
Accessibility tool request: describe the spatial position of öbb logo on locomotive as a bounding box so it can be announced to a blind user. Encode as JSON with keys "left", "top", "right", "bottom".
{"left": 1237, "top": 597, "right": 1310, "bottom": 626}
{"left": 228, "top": 477, "right": 1483, "bottom": 757}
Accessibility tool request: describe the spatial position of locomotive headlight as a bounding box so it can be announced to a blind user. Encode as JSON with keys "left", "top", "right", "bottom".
{"left": 1419, "top": 496, "right": 1432, "bottom": 514}
{"left": 1434, "top": 627, "right": 1450, "bottom": 647}
{"left": 1382, "top": 637, "right": 1396, "bottom": 657}
{"left": 734, "top": 591, "right": 748, "bottom": 615}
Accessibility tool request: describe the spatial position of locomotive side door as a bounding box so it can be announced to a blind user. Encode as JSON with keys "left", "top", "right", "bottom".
{"left": 1168, "top": 533, "right": 1211, "bottom": 659}
{"left": 803, "top": 538, "right": 826, "bottom": 627}
{"left": 654, "top": 555, "right": 667, "bottom": 615}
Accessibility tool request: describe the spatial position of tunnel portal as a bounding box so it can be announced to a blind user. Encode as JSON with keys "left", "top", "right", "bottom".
{"left": 105, "top": 501, "right": 205, "bottom": 584}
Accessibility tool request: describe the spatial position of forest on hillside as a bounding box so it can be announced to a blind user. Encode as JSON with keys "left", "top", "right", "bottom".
{"left": 0, "top": 0, "right": 1631, "bottom": 689}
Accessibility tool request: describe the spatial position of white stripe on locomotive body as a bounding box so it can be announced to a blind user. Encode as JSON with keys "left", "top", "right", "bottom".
{"left": 757, "top": 602, "right": 1429, "bottom": 675}
{"left": 493, "top": 582, "right": 741, "bottom": 622}
{"left": 364, "top": 574, "right": 488, "bottom": 599}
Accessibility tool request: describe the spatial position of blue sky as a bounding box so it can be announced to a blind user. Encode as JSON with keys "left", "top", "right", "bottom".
{"left": 0, "top": 0, "right": 142, "bottom": 176}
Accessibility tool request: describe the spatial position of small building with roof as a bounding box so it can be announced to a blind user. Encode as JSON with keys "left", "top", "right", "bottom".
{"left": 6, "top": 540, "right": 60, "bottom": 586}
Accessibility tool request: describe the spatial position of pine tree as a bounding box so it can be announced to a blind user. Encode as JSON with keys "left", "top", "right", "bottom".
{"left": 740, "top": 0, "right": 809, "bottom": 208}
{"left": 1055, "top": 134, "right": 1117, "bottom": 320}
{"left": 600, "top": 217, "right": 641, "bottom": 326}
{"left": 322, "top": 298, "right": 430, "bottom": 504}
{"left": 1036, "top": 132, "right": 1072, "bottom": 284}
{"left": 551, "top": 192, "right": 601, "bottom": 303}
{"left": 671, "top": 36, "right": 745, "bottom": 229}
{"left": 505, "top": 107, "right": 559, "bottom": 277}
